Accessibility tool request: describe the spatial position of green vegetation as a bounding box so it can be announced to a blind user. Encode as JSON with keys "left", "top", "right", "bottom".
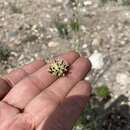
{"left": 70, "top": 18, "right": 80, "bottom": 32}
{"left": 55, "top": 22, "right": 69, "bottom": 38}
{"left": 100, "top": 0, "right": 130, "bottom": 5}
{"left": 100, "top": 0, "right": 107, "bottom": 4}
{"left": 55, "top": 16, "right": 80, "bottom": 39}
{"left": 70, "top": 16, "right": 81, "bottom": 53}
{"left": 55, "top": 16, "right": 81, "bottom": 53}
{"left": 100, "top": 0, "right": 117, "bottom": 4}
{"left": 0, "top": 44, "right": 11, "bottom": 61}
{"left": 122, "top": 0, "right": 130, "bottom": 5}
{"left": 9, "top": 3, "right": 22, "bottom": 14}
{"left": 95, "top": 85, "right": 110, "bottom": 98}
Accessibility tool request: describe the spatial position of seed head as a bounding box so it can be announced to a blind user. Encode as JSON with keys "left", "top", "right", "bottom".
{"left": 48, "top": 58, "right": 69, "bottom": 77}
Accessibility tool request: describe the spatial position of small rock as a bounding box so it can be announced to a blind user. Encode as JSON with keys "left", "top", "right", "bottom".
{"left": 85, "top": 76, "right": 90, "bottom": 81}
{"left": 83, "top": 1, "right": 92, "bottom": 6}
{"left": 18, "top": 54, "right": 24, "bottom": 61}
{"left": 96, "top": 25, "right": 102, "bottom": 30}
{"left": 63, "top": 18, "right": 69, "bottom": 23}
{"left": 89, "top": 50, "right": 104, "bottom": 70}
{"left": 11, "top": 52, "right": 18, "bottom": 57}
{"left": 56, "top": 0, "right": 63, "bottom": 3}
{"left": 92, "top": 36, "right": 102, "bottom": 46}
{"left": 7, "top": 68, "right": 13, "bottom": 73}
{"left": 116, "top": 73, "right": 129, "bottom": 86}
{"left": 48, "top": 27, "right": 57, "bottom": 33}
{"left": 48, "top": 41, "right": 60, "bottom": 47}
{"left": 120, "top": 40, "right": 126, "bottom": 45}
{"left": 86, "top": 115, "right": 91, "bottom": 120}
{"left": 46, "top": 14, "right": 51, "bottom": 19}
{"left": 80, "top": 25, "right": 87, "bottom": 32}
{"left": 34, "top": 53, "right": 39, "bottom": 58}
{"left": 82, "top": 44, "right": 88, "bottom": 48}
{"left": 81, "top": 7, "right": 87, "bottom": 13}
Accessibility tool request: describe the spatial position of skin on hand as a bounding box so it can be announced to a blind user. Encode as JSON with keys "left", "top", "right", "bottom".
{"left": 0, "top": 51, "right": 91, "bottom": 130}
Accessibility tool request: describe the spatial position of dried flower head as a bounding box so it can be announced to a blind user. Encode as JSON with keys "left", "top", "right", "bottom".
{"left": 48, "top": 58, "right": 69, "bottom": 77}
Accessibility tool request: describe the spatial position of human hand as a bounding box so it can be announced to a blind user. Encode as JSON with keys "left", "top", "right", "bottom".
{"left": 0, "top": 51, "right": 91, "bottom": 130}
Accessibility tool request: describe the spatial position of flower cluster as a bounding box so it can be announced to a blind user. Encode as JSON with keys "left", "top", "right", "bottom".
{"left": 48, "top": 58, "right": 69, "bottom": 77}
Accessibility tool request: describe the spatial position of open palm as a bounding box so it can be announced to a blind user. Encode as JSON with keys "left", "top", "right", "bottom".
{"left": 0, "top": 51, "right": 91, "bottom": 130}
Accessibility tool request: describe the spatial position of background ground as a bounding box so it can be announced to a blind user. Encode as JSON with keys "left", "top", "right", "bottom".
{"left": 0, "top": 0, "right": 130, "bottom": 129}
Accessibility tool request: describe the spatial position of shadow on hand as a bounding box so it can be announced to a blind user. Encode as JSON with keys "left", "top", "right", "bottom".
{"left": 39, "top": 95, "right": 130, "bottom": 130}
{"left": 39, "top": 95, "right": 90, "bottom": 130}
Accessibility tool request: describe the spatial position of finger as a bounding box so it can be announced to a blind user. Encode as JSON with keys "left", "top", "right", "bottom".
{"left": 37, "top": 80, "right": 91, "bottom": 130}
{"left": 0, "top": 60, "right": 46, "bottom": 100}
{"left": 3, "top": 59, "right": 46, "bottom": 86}
{"left": 0, "top": 101, "right": 19, "bottom": 129}
{"left": 31, "top": 51, "right": 80, "bottom": 88}
{"left": 25, "top": 57, "right": 91, "bottom": 126}
{"left": 6, "top": 81, "right": 91, "bottom": 130}
{"left": 0, "top": 78, "right": 10, "bottom": 100}
{"left": 44, "top": 57, "right": 91, "bottom": 101}
{"left": 3, "top": 51, "right": 79, "bottom": 109}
